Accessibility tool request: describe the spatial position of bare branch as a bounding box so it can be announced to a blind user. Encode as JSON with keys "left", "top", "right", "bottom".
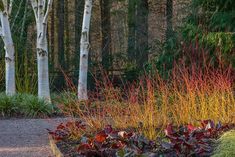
{"left": 8, "top": 0, "right": 13, "bottom": 15}
{"left": 38, "top": 0, "right": 44, "bottom": 19}
{"left": 2, "top": 0, "right": 7, "bottom": 12}
{"left": 30, "top": 0, "right": 38, "bottom": 19}
{"left": 43, "top": 0, "right": 46, "bottom": 12}
{"left": 38, "top": 0, "right": 44, "bottom": 5}
{"left": 38, "top": 0, "right": 43, "bottom": 10}
{"left": 43, "top": 0, "right": 53, "bottom": 24}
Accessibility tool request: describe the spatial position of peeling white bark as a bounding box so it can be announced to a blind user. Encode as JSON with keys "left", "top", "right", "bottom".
{"left": 30, "top": 0, "right": 53, "bottom": 102}
{"left": 78, "top": 0, "right": 93, "bottom": 100}
{"left": 0, "top": 1, "right": 16, "bottom": 95}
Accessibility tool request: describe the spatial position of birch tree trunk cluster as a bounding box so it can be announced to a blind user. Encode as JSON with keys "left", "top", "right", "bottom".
{"left": 0, "top": 0, "right": 93, "bottom": 101}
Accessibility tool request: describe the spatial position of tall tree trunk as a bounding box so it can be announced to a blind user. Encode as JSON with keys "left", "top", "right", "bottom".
{"left": 30, "top": 0, "right": 53, "bottom": 102}
{"left": 37, "top": 26, "right": 50, "bottom": 101}
{"left": 57, "top": 0, "right": 65, "bottom": 88}
{"left": 75, "top": 0, "right": 85, "bottom": 71}
{"left": 57, "top": 0, "right": 65, "bottom": 69}
{"left": 50, "top": 1, "right": 55, "bottom": 72}
{"left": 78, "top": 0, "right": 93, "bottom": 100}
{"left": 65, "top": 0, "right": 70, "bottom": 70}
{"left": 127, "top": 0, "right": 136, "bottom": 61}
{"left": 166, "top": 0, "right": 173, "bottom": 41}
{"left": 100, "top": 0, "right": 112, "bottom": 70}
{"left": 135, "top": 0, "right": 149, "bottom": 69}
{"left": 0, "top": 9, "right": 16, "bottom": 95}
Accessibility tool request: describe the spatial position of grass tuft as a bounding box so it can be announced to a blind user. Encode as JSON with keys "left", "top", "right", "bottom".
{"left": 0, "top": 93, "right": 55, "bottom": 118}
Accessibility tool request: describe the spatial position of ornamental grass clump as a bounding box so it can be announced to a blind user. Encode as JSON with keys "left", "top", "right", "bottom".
{"left": 0, "top": 93, "right": 54, "bottom": 117}
{"left": 59, "top": 65, "right": 235, "bottom": 140}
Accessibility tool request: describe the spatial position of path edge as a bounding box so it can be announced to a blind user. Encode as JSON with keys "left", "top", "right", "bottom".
{"left": 49, "top": 135, "right": 64, "bottom": 157}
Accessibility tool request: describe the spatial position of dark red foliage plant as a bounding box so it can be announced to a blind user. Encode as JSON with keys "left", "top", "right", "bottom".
{"left": 162, "top": 120, "right": 234, "bottom": 156}
{"left": 76, "top": 124, "right": 157, "bottom": 156}
{"left": 47, "top": 123, "right": 70, "bottom": 141}
{"left": 48, "top": 120, "right": 235, "bottom": 157}
{"left": 48, "top": 121, "right": 157, "bottom": 156}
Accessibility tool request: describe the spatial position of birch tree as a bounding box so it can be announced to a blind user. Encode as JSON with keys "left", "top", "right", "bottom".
{"left": 0, "top": 0, "right": 16, "bottom": 95}
{"left": 30, "top": 0, "right": 53, "bottom": 102}
{"left": 78, "top": 0, "right": 93, "bottom": 100}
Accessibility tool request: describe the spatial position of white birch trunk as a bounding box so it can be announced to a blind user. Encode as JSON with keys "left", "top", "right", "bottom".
{"left": 37, "top": 23, "right": 50, "bottom": 101}
{"left": 78, "top": 0, "right": 93, "bottom": 100}
{"left": 0, "top": 2, "right": 16, "bottom": 96}
{"left": 30, "top": 0, "right": 53, "bottom": 102}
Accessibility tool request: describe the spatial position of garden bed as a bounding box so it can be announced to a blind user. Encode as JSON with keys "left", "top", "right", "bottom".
{"left": 48, "top": 120, "right": 235, "bottom": 157}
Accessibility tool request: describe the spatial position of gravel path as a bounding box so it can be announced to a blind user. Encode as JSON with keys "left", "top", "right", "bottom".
{"left": 0, "top": 118, "right": 69, "bottom": 157}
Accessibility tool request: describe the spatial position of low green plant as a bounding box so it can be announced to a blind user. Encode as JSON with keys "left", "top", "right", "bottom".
{"left": 0, "top": 93, "right": 18, "bottom": 117}
{"left": 18, "top": 93, "right": 54, "bottom": 117}
{"left": 212, "top": 131, "right": 235, "bottom": 157}
{"left": 0, "top": 93, "right": 55, "bottom": 117}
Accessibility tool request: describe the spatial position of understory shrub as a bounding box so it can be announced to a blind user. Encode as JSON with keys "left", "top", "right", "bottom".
{"left": 0, "top": 93, "right": 54, "bottom": 117}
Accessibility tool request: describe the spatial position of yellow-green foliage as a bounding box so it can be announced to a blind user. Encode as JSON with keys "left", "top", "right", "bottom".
{"left": 212, "top": 131, "right": 235, "bottom": 157}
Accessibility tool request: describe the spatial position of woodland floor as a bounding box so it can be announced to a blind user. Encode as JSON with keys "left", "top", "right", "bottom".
{"left": 0, "top": 118, "right": 68, "bottom": 157}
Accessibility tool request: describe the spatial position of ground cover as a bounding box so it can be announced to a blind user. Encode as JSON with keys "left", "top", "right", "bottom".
{"left": 48, "top": 120, "right": 235, "bottom": 156}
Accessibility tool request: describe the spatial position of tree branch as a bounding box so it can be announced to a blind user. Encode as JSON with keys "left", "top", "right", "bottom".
{"left": 40, "top": 0, "right": 52, "bottom": 38}
{"left": 43, "top": 0, "right": 53, "bottom": 24}
{"left": 38, "top": 0, "right": 44, "bottom": 20}
{"left": 2, "top": 0, "right": 7, "bottom": 12}
{"left": 8, "top": 0, "right": 13, "bottom": 15}
{"left": 30, "top": 0, "right": 38, "bottom": 19}
{"left": 43, "top": 0, "right": 46, "bottom": 13}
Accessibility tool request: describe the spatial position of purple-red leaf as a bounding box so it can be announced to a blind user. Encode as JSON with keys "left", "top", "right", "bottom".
{"left": 95, "top": 132, "right": 108, "bottom": 143}
{"left": 165, "top": 124, "right": 174, "bottom": 136}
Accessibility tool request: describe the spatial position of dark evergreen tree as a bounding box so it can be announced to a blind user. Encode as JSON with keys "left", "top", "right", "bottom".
{"left": 183, "top": 0, "right": 235, "bottom": 66}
